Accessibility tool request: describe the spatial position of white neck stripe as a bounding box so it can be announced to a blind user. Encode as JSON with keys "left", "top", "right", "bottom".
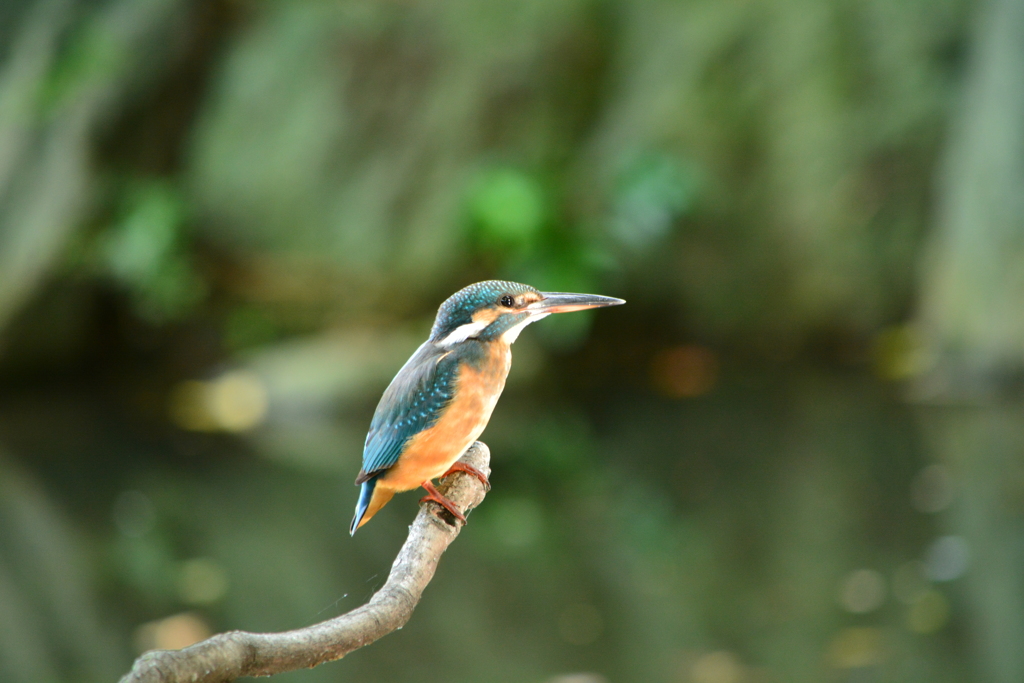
{"left": 438, "top": 320, "right": 489, "bottom": 347}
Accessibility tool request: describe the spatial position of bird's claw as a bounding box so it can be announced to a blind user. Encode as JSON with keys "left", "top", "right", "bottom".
{"left": 441, "top": 461, "right": 491, "bottom": 491}
{"left": 419, "top": 481, "right": 467, "bottom": 524}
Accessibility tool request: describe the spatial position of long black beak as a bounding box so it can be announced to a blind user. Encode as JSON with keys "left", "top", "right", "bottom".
{"left": 529, "top": 291, "right": 626, "bottom": 314}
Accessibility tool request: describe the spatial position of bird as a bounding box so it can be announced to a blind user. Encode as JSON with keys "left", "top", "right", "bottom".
{"left": 350, "top": 280, "right": 624, "bottom": 534}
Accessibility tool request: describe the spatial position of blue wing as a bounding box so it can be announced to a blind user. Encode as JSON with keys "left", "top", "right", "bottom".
{"left": 356, "top": 341, "right": 459, "bottom": 482}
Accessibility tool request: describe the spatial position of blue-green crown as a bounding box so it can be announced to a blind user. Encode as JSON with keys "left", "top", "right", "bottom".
{"left": 429, "top": 280, "right": 537, "bottom": 342}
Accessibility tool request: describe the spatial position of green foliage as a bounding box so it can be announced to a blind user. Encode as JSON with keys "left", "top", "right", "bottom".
{"left": 41, "top": 22, "right": 126, "bottom": 114}
{"left": 608, "top": 150, "right": 700, "bottom": 252}
{"left": 97, "top": 182, "right": 206, "bottom": 323}
{"left": 0, "top": 0, "right": 1009, "bottom": 681}
{"left": 467, "top": 167, "right": 547, "bottom": 252}
{"left": 223, "top": 306, "right": 283, "bottom": 352}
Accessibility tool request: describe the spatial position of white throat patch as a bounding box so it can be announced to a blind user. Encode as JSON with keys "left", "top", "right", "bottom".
{"left": 501, "top": 312, "right": 548, "bottom": 344}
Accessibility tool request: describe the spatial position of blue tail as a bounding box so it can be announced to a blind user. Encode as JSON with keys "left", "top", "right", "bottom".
{"left": 350, "top": 477, "right": 378, "bottom": 536}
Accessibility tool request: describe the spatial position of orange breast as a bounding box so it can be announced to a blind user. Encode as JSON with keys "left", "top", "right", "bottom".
{"left": 379, "top": 345, "right": 510, "bottom": 492}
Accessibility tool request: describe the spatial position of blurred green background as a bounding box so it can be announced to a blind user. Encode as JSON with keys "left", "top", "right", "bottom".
{"left": 1, "top": 0, "right": 1023, "bottom": 681}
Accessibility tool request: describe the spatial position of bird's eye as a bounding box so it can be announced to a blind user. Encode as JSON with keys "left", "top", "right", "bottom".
{"left": 500, "top": 295, "right": 515, "bottom": 308}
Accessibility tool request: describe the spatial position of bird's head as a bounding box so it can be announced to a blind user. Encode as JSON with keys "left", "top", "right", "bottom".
{"left": 429, "top": 280, "right": 624, "bottom": 347}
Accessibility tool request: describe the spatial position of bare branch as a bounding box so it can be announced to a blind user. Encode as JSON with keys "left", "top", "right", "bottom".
{"left": 119, "top": 442, "right": 492, "bottom": 683}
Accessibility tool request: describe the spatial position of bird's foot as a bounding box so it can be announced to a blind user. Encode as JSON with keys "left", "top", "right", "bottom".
{"left": 419, "top": 480, "right": 467, "bottom": 524}
{"left": 442, "top": 461, "right": 491, "bottom": 490}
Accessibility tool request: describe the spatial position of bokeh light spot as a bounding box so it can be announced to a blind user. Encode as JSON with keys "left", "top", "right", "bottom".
{"left": 827, "top": 627, "right": 883, "bottom": 668}
{"left": 547, "top": 674, "right": 607, "bottom": 683}
{"left": 925, "top": 536, "right": 970, "bottom": 581}
{"left": 558, "top": 603, "right": 604, "bottom": 646}
{"left": 168, "top": 370, "right": 269, "bottom": 432}
{"left": 873, "top": 325, "right": 934, "bottom": 380}
{"left": 134, "top": 612, "right": 211, "bottom": 653}
{"left": 691, "top": 650, "right": 744, "bottom": 683}
{"left": 907, "top": 590, "right": 949, "bottom": 634}
{"left": 839, "top": 568, "right": 886, "bottom": 614}
{"left": 177, "top": 558, "right": 229, "bottom": 606}
{"left": 208, "top": 370, "right": 269, "bottom": 431}
{"left": 651, "top": 345, "right": 719, "bottom": 398}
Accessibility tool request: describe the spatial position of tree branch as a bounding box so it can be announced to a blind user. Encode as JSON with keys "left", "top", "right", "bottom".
{"left": 119, "top": 442, "right": 492, "bottom": 683}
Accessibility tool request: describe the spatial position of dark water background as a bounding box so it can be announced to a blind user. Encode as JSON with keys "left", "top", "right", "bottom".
{"left": 1, "top": 354, "right": 1003, "bottom": 683}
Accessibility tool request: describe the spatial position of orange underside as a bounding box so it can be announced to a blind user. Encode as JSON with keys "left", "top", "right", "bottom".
{"left": 356, "top": 344, "right": 510, "bottom": 529}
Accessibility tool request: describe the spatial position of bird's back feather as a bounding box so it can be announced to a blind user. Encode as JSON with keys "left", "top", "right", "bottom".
{"left": 357, "top": 341, "right": 459, "bottom": 481}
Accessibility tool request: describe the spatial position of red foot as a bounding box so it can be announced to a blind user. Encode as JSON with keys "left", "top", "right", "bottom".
{"left": 442, "top": 462, "right": 491, "bottom": 490}
{"left": 419, "top": 481, "right": 467, "bottom": 524}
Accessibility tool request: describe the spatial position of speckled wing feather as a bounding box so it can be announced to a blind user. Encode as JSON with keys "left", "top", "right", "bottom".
{"left": 356, "top": 342, "right": 458, "bottom": 482}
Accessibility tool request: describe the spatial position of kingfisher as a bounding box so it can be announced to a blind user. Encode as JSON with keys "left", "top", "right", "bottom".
{"left": 350, "top": 280, "right": 624, "bottom": 534}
